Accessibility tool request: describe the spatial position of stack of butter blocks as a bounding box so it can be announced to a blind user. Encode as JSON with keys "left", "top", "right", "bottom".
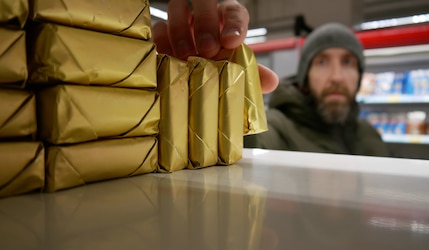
{"left": 157, "top": 44, "right": 268, "bottom": 172}
{"left": 0, "top": 0, "right": 45, "bottom": 197}
{"left": 158, "top": 55, "right": 246, "bottom": 172}
{"left": 0, "top": 0, "right": 268, "bottom": 197}
{"left": 27, "top": 0, "right": 159, "bottom": 192}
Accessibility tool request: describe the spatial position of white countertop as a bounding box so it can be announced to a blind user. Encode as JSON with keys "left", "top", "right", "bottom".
{"left": 1, "top": 148, "right": 429, "bottom": 250}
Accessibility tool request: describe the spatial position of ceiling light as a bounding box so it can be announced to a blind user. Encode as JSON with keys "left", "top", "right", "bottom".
{"left": 359, "top": 13, "right": 429, "bottom": 30}
{"left": 246, "top": 28, "right": 267, "bottom": 37}
{"left": 150, "top": 6, "right": 168, "bottom": 20}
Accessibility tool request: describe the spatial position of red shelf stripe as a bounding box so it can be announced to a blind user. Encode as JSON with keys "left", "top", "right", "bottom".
{"left": 248, "top": 23, "right": 429, "bottom": 53}
{"left": 356, "top": 24, "right": 429, "bottom": 49}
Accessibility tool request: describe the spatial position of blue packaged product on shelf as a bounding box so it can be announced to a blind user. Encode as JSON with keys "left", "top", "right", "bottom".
{"left": 395, "top": 119, "right": 407, "bottom": 134}
{"left": 389, "top": 113, "right": 407, "bottom": 135}
{"left": 375, "top": 72, "right": 395, "bottom": 95}
{"left": 414, "top": 70, "right": 423, "bottom": 95}
{"left": 392, "top": 72, "right": 404, "bottom": 94}
{"left": 404, "top": 70, "right": 416, "bottom": 95}
{"left": 365, "top": 112, "right": 385, "bottom": 135}
{"left": 423, "top": 69, "right": 429, "bottom": 95}
{"left": 407, "top": 69, "right": 429, "bottom": 95}
{"left": 379, "top": 112, "right": 390, "bottom": 134}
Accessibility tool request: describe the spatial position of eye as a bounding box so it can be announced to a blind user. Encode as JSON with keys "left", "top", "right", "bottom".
{"left": 313, "top": 57, "right": 327, "bottom": 66}
{"left": 342, "top": 56, "right": 357, "bottom": 67}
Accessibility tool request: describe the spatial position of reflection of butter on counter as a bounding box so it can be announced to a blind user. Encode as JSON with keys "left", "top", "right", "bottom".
{"left": 157, "top": 165, "right": 267, "bottom": 250}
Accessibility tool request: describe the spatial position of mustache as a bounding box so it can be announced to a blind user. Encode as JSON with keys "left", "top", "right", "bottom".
{"left": 321, "top": 87, "right": 349, "bottom": 98}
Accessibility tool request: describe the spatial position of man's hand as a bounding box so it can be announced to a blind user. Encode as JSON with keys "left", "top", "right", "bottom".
{"left": 152, "top": 0, "right": 278, "bottom": 93}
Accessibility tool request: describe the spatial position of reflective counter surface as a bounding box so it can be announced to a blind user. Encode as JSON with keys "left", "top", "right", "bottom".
{"left": 1, "top": 149, "right": 429, "bottom": 250}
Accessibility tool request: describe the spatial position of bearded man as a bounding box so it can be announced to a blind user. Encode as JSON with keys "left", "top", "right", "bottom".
{"left": 245, "top": 22, "right": 390, "bottom": 157}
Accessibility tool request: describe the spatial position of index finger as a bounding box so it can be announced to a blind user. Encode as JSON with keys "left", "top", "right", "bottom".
{"left": 167, "top": 0, "right": 197, "bottom": 60}
{"left": 218, "top": 0, "right": 249, "bottom": 49}
{"left": 191, "top": 0, "right": 221, "bottom": 58}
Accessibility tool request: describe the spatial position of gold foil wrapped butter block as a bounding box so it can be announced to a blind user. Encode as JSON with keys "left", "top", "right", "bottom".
{"left": 0, "top": 28, "right": 27, "bottom": 88}
{"left": 31, "top": 0, "right": 151, "bottom": 40}
{"left": 45, "top": 136, "right": 158, "bottom": 192}
{"left": 0, "top": 89, "right": 37, "bottom": 139}
{"left": 187, "top": 56, "right": 219, "bottom": 169}
{"left": 28, "top": 23, "right": 156, "bottom": 89}
{"left": 215, "top": 44, "right": 268, "bottom": 135}
{"left": 0, "top": 0, "right": 28, "bottom": 28}
{"left": 37, "top": 84, "right": 160, "bottom": 144}
{"left": 216, "top": 60, "right": 245, "bottom": 165}
{"left": 157, "top": 54, "right": 189, "bottom": 172}
{"left": 0, "top": 142, "right": 45, "bottom": 198}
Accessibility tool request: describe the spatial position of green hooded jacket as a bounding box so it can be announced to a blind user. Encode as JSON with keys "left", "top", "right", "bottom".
{"left": 244, "top": 78, "right": 391, "bottom": 157}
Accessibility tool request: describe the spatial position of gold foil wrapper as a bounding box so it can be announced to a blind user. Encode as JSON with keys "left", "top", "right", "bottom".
{"left": 28, "top": 23, "right": 157, "bottom": 89}
{"left": 37, "top": 84, "right": 159, "bottom": 144}
{"left": 45, "top": 136, "right": 158, "bottom": 192}
{"left": 215, "top": 44, "right": 268, "bottom": 135}
{"left": 187, "top": 56, "right": 219, "bottom": 169}
{"left": 0, "top": 142, "right": 45, "bottom": 198}
{"left": 0, "top": 89, "right": 37, "bottom": 139}
{"left": 0, "top": 28, "right": 27, "bottom": 88}
{"left": 31, "top": 0, "right": 152, "bottom": 40}
{"left": 216, "top": 60, "right": 245, "bottom": 165}
{"left": 0, "top": 0, "right": 28, "bottom": 28}
{"left": 157, "top": 54, "right": 189, "bottom": 172}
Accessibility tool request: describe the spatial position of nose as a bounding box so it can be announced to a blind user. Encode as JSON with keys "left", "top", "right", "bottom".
{"left": 329, "top": 61, "right": 345, "bottom": 84}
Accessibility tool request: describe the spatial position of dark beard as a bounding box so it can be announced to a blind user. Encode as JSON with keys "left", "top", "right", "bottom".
{"left": 317, "top": 100, "right": 351, "bottom": 125}
{"left": 308, "top": 85, "right": 356, "bottom": 124}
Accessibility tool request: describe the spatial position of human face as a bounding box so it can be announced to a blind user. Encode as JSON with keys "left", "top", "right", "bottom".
{"left": 307, "top": 48, "right": 360, "bottom": 124}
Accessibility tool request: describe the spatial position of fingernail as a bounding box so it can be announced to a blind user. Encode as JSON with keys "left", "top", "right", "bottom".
{"left": 223, "top": 28, "right": 241, "bottom": 37}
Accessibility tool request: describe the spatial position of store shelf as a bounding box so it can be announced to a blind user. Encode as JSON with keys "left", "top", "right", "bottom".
{"left": 382, "top": 134, "right": 429, "bottom": 144}
{"left": 364, "top": 44, "right": 429, "bottom": 72}
{"left": 357, "top": 94, "right": 429, "bottom": 104}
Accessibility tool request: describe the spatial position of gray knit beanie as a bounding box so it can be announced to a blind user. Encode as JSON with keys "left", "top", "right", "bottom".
{"left": 296, "top": 22, "right": 365, "bottom": 88}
